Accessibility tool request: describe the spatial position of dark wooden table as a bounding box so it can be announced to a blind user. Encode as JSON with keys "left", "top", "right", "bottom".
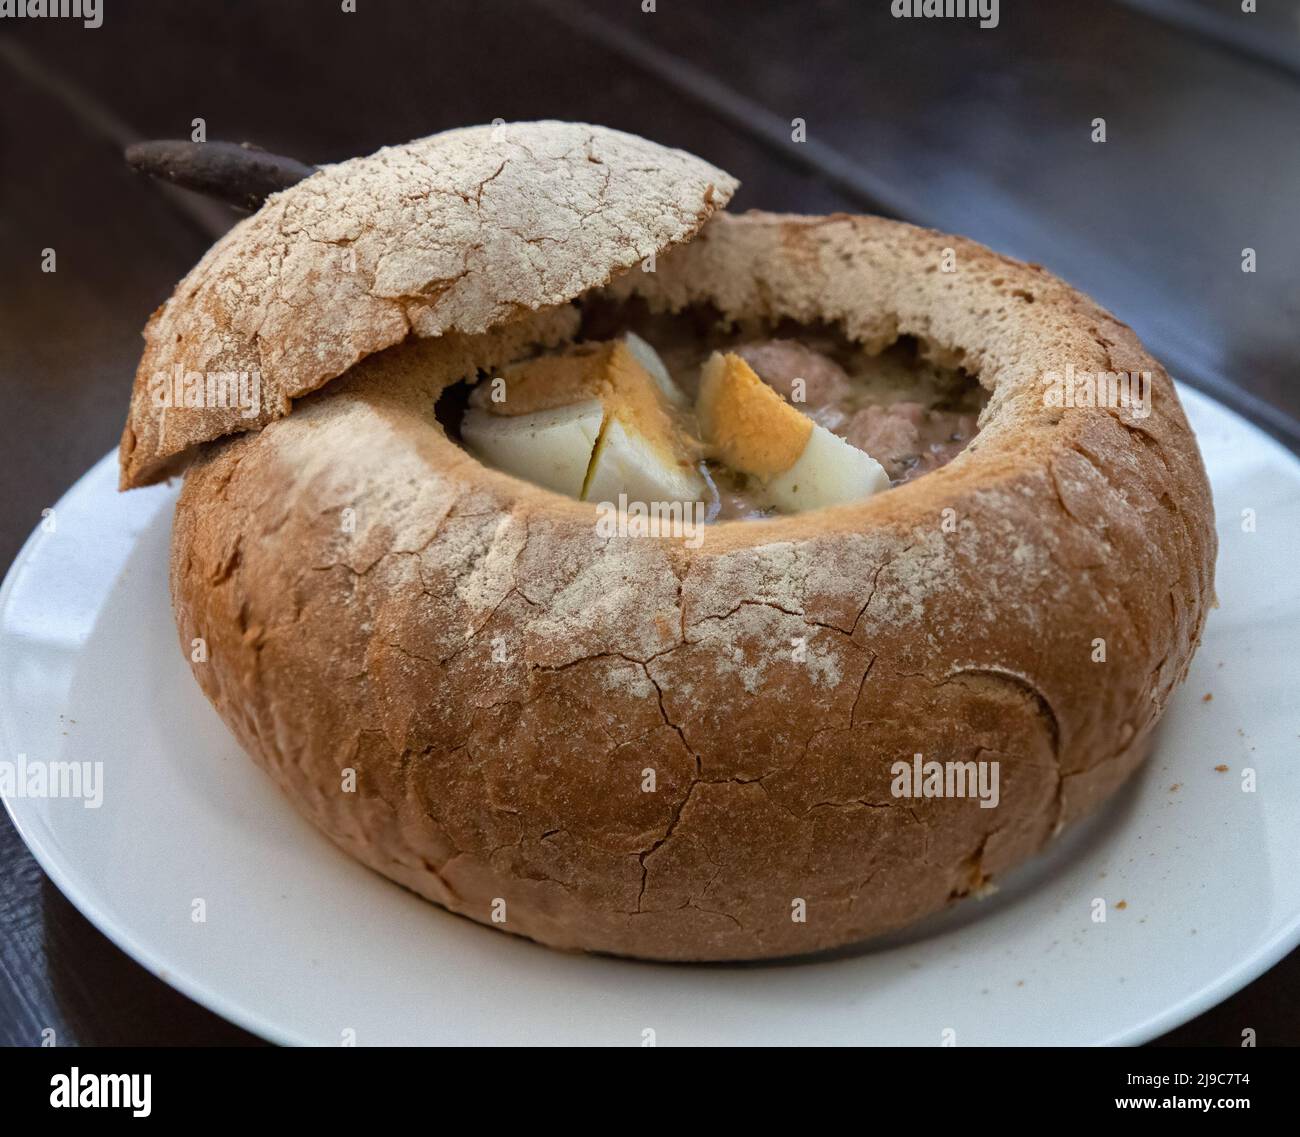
{"left": 1, "top": 0, "right": 1297, "bottom": 1046}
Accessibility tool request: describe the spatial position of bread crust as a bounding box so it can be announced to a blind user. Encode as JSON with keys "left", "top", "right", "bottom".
{"left": 118, "top": 122, "right": 736, "bottom": 489}
{"left": 169, "top": 209, "right": 1216, "bottom": 961}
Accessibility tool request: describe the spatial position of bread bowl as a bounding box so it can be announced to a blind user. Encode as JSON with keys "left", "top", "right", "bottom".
{"left": 120, "top": 121, "right": 1215, "bottom": 961}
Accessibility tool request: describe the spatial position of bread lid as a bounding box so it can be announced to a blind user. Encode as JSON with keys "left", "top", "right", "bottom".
{"left": 118, "top": 121, "right": 738, "bottom": 488}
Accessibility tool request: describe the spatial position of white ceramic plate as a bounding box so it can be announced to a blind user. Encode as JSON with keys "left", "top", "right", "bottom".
{"left": 3, "top": 386, "right": 1298, "bottom": 1046}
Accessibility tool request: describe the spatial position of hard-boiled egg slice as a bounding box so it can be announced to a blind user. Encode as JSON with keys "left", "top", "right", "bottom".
{"left": 766, "top": 421, "right": 889, "bottom": 511}
{"left": 461, "top": 399, "right": 605, "bottom": 498}
{"left": 464, "top": 338, "right": 702, "bottom": 507}
{"left": 696, "top": 351, "right": 888, "bottom": 512}
{"left": 583, "top": 416, "right": 705, "bottom": 506}
{"left": 624, "top": 330, "right": 688, "bottom": 408}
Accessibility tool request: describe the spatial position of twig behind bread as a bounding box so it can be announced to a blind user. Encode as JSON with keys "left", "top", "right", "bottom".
{"left": 125, "top": 140, "right": 315, "bottom": 211}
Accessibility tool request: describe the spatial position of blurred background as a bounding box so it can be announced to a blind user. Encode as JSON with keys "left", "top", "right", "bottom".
{"left": 0, "top": 0, "right": 1296, "bottom": 1044}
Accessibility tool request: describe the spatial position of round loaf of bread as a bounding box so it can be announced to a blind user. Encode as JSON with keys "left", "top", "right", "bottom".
{"left": 132, "top": 124, "right": 1215, "bottom": 961}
